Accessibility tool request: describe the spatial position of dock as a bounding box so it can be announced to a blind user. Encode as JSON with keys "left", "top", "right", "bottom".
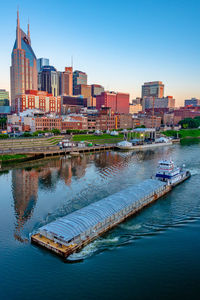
{"left": 31, "top": 179, "right": 172, "bottom": 258}
{"left": 0, "top": 144, "right": 116, "bottom": 157}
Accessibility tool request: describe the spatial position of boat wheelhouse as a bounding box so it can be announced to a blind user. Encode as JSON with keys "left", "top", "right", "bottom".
{"left": 155, "top": 160, "right": 189, "bottom": 185}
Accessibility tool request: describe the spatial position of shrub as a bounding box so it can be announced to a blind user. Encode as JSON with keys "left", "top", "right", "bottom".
{"left": 0, "top": 134, "right": 9, "bottom": 139}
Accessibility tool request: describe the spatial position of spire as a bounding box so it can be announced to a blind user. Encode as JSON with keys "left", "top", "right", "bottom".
{"left": 16, "top": 9, "right": 21, "bottom": 49}
{"left": 27, "top": 18, "right": 30, "bottom": 39}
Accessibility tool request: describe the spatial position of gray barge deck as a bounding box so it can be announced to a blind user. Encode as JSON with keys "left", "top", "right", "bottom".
{"left": 31, "top": 179, "right": 172, "bottom": 257}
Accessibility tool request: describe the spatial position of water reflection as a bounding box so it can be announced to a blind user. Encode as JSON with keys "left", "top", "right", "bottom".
{"left": 12, "top": 169, "right": 38, "bottom": 242}
{"left": 11, "top": 148, "right": 175, "bottom": 242}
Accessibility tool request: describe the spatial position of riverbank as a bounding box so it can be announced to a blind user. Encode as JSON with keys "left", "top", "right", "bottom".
{"left": 163, "top": 128, "right": 200, "bottom": 139}
{"left": 0, "top": 154, "right": 35, "bottom": 166}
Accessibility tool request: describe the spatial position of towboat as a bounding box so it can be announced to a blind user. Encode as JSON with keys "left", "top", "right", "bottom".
{"left": 155, "top": 160, "right": 191, "bottom": 186}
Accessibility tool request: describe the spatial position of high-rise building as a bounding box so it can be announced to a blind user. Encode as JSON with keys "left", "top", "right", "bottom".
{"left": 96, "top": 92, "right": 130, "bottom": 114}
{"left": 142, "top": 96, "right": 175, "bottom": 110}
{"left": 37, "top": 58, "right": 49, "bottom": 72}
{"left": 91, "top": 84, "right": 104, "bottom": 97}
{"left": 74, "top": 84, "right": 92, "bottom": 106}
{"left": 73, "top": 70, "right": 87, "bottom": 94}
{"left": 58, "top": 67, "right": 73, "bottom": 96}
{"left": 10, "top": 10, "right": 38, "bottom": 111}
{"left": 0, "top": 89, "right": 9, "bottom": 106}
{"left": 184, "top": 98, "right": 200, "bottom": 107}
{"left": 38, "top": 65, "right": 59, "bottom": 96}
{"left": 142, "top": 81, "right": 164, "bottom": 98}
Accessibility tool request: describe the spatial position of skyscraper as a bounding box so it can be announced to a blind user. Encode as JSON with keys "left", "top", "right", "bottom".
{"left": 0, "top": 89, "right": 9, "bottom": 106}
{"left": 142, "top": 81, "right": 164, "bottom": 98}
{"left": 73, "top": 70, "right": 87, "bottom": 94}
{"left": 37, "top": 58, "right": 50, "bottom": 72}
{"left": 38, "top": 65, "right": 59, "bottom": 96}
{"left": 91, "top": 84, "right": 104, "bottom": 97}
{"left": 58, "top": 67, "right": 73, "bottom": 96}
{"left": 10, "top": 10, "right": 38, "bottom": 111}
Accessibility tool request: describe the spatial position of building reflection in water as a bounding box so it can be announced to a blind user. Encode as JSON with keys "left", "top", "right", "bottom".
{"left": 11, "top": 157, "right": 88, "bottom": 242}
{"left": 12, "top": 169, "right": 38, "bottom": 242}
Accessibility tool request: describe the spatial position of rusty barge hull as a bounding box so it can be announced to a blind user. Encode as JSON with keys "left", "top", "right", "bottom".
{"left": 31, "top": 175, "right": 190, "bottom": 259}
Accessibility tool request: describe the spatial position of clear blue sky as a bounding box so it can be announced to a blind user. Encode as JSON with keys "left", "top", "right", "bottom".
{"left": 1, "top": 0, "right": 200, "bottom": 105}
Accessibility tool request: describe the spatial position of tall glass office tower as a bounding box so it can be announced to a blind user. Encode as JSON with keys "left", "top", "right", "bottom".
{"left": 10, "top": 10, "right": 38, "bottom": 111}
{"left": 37, "top": 58, "right": 50, "bottom": 72}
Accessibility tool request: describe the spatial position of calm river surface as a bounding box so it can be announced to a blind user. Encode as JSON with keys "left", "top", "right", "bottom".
{"left": 1, "top": 144, "right": 200, "bottom": 300}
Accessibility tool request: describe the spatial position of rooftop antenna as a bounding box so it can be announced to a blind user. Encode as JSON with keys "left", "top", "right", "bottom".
{"left": 71, "top": 56, "right": 73, "bottom": 69}
{"left": 27, "top": 17, "right": 30, "bottom": 40}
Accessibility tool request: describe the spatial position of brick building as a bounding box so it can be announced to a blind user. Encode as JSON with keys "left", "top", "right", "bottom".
{"left": 132, "top": 115, "right": 161, "bottom": 129}
{"left": 73, "top": 84, "right": 92, "bottom": 106}
{"left": 116, "top": 114, "right": 133, "bottom": 129}
{"left": 35, "top": 117, "right": 62, "bottom": 131}
{"left": 129, "top": 103, "right": 142, "bottom": 114}
{"left": 143, "top": 116, "right": 161, "bottom": 129}
{"left": 15, "top": 90, "right": 61, "bottom": 114}
{"left": 62, "top": 115, "right": 88, "bottom": 131}
{"left": 59, "top": 67, "right": 73, "bottom": 96}
{"left": 96, "top": 92, "right": 129, "bottom": 114}
{"left": 173, "top": 108, "right": 200, "bottom": 125}
{"left": 97, "top": 107, "right": 116, "bottom": 130}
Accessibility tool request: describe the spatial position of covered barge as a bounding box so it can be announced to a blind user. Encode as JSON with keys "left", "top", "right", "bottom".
{"left": 31, "top": 161, "right": 190, "bottom": 258}
{"left": 31, "top": 179, "right": 171, "bottom": 258}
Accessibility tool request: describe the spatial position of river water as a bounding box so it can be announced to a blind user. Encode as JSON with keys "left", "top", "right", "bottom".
{"left": 1, "top": 144, "right": 200, "bottom": 300}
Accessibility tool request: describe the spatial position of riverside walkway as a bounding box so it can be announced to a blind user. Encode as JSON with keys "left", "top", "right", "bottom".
{"left": 0, "top": 144, "right": 116, "bottom": 156}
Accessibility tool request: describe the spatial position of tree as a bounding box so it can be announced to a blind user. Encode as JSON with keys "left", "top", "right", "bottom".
{"left": 0, "top": 117, "right": 7, "bottom": 130}
{"left": 51, "top": 128, "right": 61, "bottom": 135}
{"left": 22, "top": 132, "right": 32, "bottom": 137}
{"left": 179, "top": 118, "right": 199, "bottom": 129}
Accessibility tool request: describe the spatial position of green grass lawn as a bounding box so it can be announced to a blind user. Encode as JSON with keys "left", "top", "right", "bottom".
{"left": 0, "top": 154, "right": 27, "bottom": 161}
{"left": 163, "top": 129, "right": 200, "bottom": 138}
{"left": 72, "top": 134, "right": 124, "bottom": 142}
{"left": 179, "top": 129, "right": 200, "bottom": 138}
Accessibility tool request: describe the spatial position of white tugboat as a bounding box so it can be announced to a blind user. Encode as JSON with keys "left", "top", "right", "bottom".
{"left": 155, "top": 160, "right": 191, "bottom": 186}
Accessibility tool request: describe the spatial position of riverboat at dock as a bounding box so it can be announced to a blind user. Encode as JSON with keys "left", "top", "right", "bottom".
{"left": 31, "top": 161, "right": 190, "bottom": 259}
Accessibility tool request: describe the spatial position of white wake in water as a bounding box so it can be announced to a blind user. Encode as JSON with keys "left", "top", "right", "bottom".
{"left": 190, "top": 168, "right": 200, "bottom": 176}
{"left": 120, "top": 223, "right": 142, "bottom": 231}
{"left": 67, "top": 237, "right": 120, "bottom": 261}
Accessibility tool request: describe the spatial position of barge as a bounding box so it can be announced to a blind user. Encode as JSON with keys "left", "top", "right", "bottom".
{"left": 31, "top": 160, "right": 190, "bottom": 258}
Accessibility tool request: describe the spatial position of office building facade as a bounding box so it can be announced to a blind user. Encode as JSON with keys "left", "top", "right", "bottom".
{"left": 10, "top": 11, "right": 38, "bottom": 111}
{"left": 96, "top": 92, "right": 129, "bottom": 114}
{"left": 143, "top": 96, "right": 175, "bottom": 110}
{"left": 37, "top": 58, "right": 49, "bottom": 72}
{"left": 73, "top": 70, "right": 87, "bottom": 94}
{"left": 74, "top": 84, "right": 92, "bottom": 106}
{"left": 184, "top": 98, "right": 200, "bottom": 107}
{"left": 38, "top": 65, "right": 59, "bottom": 97}
{"left": 91, "top": 84, "right": 104, "bottom": 97}
{"left": 59, "top": 67, "right": 73, "bottom": 96}
{"left": 0, "top": 89, "right": 9, "bottom": 106}
{"left": 142, "top": 81, "right": 164, "bottom": 98}
{"left": 15, "top": 90, "right": 61, "bottom": 114}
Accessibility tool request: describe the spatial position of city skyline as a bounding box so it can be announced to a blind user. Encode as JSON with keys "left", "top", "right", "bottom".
{"left": 1, "top": 0, "right": 200, "bottom": 105}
